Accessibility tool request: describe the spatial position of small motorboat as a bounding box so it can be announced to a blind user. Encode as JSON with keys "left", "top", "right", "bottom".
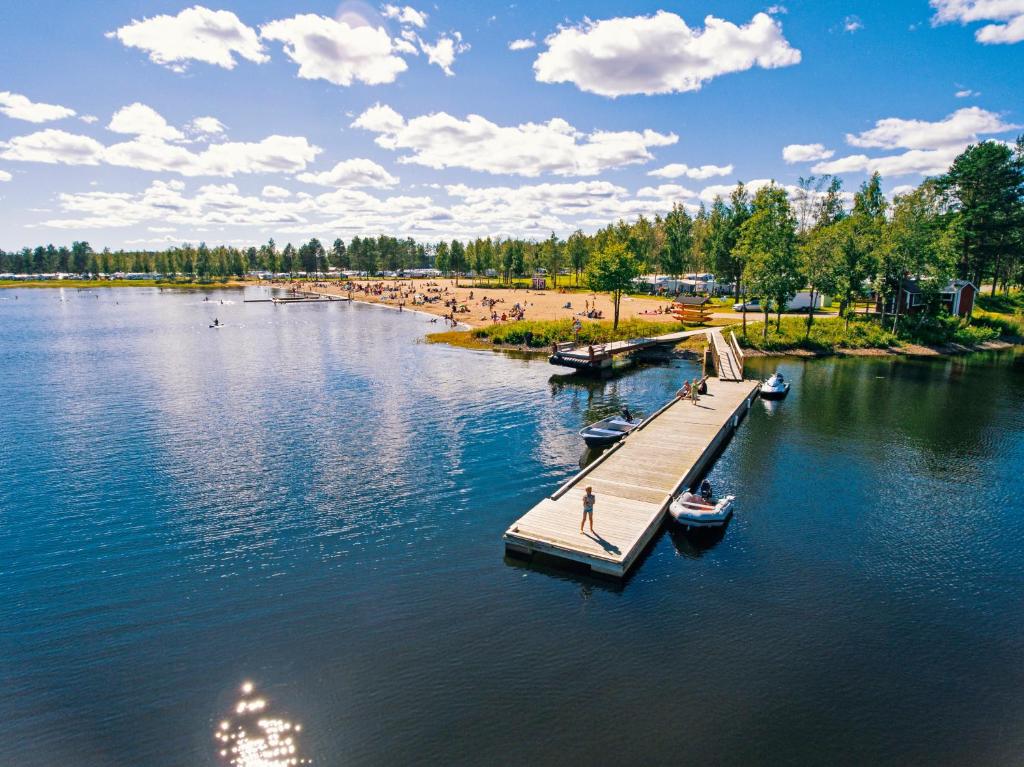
{"left": 579, "top": 411, "right": 638, "bottom": 448}
{"left": 669, "top": 481, "right": 735, "bottom": 529}
{"left": 759, "top": 371, "right": 790, "bottom": 399}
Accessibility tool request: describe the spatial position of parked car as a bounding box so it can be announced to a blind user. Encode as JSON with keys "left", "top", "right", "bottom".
{"left": 733, "top": 298, "right": 762, "bottom": 312}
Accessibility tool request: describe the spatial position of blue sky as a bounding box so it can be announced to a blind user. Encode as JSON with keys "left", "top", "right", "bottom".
{"left": 0, "top": 0, "right": 1021, "bottom": 250}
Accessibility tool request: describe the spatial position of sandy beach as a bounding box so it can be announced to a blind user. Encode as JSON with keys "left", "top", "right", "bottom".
{"left": 270, "top": 278, "right": 692, "bottom": 328}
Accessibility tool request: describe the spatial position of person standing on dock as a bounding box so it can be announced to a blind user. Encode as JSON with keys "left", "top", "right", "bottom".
{"left": 581, "top": 486, "right": 596, "bottom": 533}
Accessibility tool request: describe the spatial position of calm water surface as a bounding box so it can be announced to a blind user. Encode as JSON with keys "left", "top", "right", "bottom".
{"left": 2, "top": 287, "right": 1023, "bottom": 766}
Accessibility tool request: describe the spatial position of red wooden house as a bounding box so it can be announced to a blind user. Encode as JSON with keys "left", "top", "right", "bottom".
{"left": 875, "top": 278, "right": 977, "bottom": 318}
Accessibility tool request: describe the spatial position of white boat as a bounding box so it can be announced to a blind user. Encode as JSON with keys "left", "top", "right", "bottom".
{"left": 759, "top": 372, "right": 790, "bottom": 399}
{"left": 669, "top": 491, "right": 735, "bottom": 528}
{"left": 579, "top": 414, "right": 638, "bottom": 448}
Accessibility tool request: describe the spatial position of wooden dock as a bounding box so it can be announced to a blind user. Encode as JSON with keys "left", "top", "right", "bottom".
{"left": 504, "top": 378, "right": 759, "bottom": 577}
{"left": 548, "top": 327, "right": 709, "bottom": 371}
{"left": 709, "top": 327, "right": 745, "bottom": 381}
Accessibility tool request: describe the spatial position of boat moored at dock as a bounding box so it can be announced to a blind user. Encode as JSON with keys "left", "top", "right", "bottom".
{"left": 579, "top": 413, "right": 638, "bottom": 447}
{"left": 669, "top": 491, "right": 735, "bottom": 529}
{"left": 759, "top": 372, "right": 790, "bottom": 399}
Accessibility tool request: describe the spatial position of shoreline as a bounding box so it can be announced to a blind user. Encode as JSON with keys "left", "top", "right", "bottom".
{"left": 9, "top": 280, "right": 1020, "bottom": 363}
{"left": 740, "top": 338, "right": 1020, "bottom": 359}
{"left": 427, "top": 325, "right": 1021, "bottom": 362}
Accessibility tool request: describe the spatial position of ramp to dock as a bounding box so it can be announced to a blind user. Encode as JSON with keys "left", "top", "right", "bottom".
{"left": 504, "top": 379, "right": 759, "bottom": 577}
{"left": 709, "top": 328, "right": 745, "bottom": 381}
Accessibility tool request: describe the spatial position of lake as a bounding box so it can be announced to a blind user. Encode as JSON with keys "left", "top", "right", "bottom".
{"left": 1, "top": 286, "right": 1022, "bottom": 766}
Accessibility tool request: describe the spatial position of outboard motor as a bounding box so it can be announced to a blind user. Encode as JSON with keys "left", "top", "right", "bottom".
{"left": 699, "top": 479, "right": 713, "bottom": 502}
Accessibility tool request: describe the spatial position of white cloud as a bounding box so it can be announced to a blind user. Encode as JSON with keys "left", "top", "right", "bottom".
{"left": 636, "top": 183, "right": 698, "bottom": 199}
{"left": 509, "top": 38, "right": 536, "bottom": 50}
{"left": 260, "top": 14, "right": 409, "bottom": 86}
{"left": 37, "top": 174, "right": 711, "bottom": 241}
{"left": 394, "top": 37, "right": 419, "bottom": 55}
{"left": 296, "top": 158, "right": 398, "bottom": 188}
{"left": 813, "top": 147, "right": 969, "bottom": 177}
{"left": 352, "top": 104, "right": 677, "bottom": 177}
{"left": 0, "top": 170, "right": 11, "bottom": 182}
{"left": 80, "top": 115, "right": 98, "bottom": 124}
{"left": 0, "top": 129, "right": 105, "bottom": 165}
{"left": 382, "top": 4, "right": 427, "bottom": 28}
{"left": 1, "top": 127, "right": 320, "bottom": 177}
{"left": 931, "top": 0, "right": 1024, "bottom": 44}
{"left": 647, "top": 162, "right": 733, "bottom": 179}
{"left": 976, "top": 14, "right": 1024, "bottom": 41}
{"left": 955, "top": 88, "right": 980, "bottom": 98}
{"left": 782, "top": 143, "right": 835, "bottom": 163}
{"left": 843, "top": 15, "right": 864, "bottom": 32}
{"left": 418, "top": 32, "right": 470, "bottom": 75}
{"left": 845, "top": 106, "right": 1019, "bottom": 150}
{"left": 698, "top": 178, "right": 801, "bottom": 203}
{"left": 261, "top": 185, "right": 291, "bottom": 198}
{"left": 107, "top": 6, "right": 268, "bottom": 71}
{"left": 533, "top": 11, "right": 801, "bottom": 97}
{"left": 108, "top": 103, "right": 185, "bottom": 141}
{"left": 890, "top": 184, "right": 918, "bottom": 198}
{"left": 352, "top": 103, "right": 406, "bottom": 134}
{"left": 189, "top": 116, "right": 226, "bottom": 135}
{"left": 809, "top": 106, "right": 1020, "bottom": 178}
{"left": 192, "top": 136, "right": 322, "bottom": 176}
{"left": 0, "top": 91, "right": 76, "bottom": 123}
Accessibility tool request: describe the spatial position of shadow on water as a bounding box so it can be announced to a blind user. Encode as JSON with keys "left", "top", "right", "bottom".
{"left": 579, "top": 445, "right": 609, "bottom": 468}
{"left": 503, "top": 550, "right": 626, "bottom": 595}
{"left": 548, "top": 354, "right": 687, "bottom": 389}
{"left": 666, "top": 519, "right": 730, "bottom": 559}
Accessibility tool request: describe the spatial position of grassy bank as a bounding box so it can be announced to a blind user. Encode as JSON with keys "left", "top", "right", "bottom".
{"left": 974, "top": 291, "right": 1024, "bottom": 339}
{"left": 735, "top": 314, "right": 1003, "bottom": 353}
{"left": 428, "top": 318, "right": 690, "bottom": 350}
{"left": 0, "top": 279, "right": 242, "bottom": 289}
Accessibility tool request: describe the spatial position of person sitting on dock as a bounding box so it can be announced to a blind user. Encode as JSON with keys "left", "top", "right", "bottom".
{"left": 580, "top": 486, "right": 596, "bottom": 533}
{"left": 676, "top": 381, "right": 692, "bottom": 400}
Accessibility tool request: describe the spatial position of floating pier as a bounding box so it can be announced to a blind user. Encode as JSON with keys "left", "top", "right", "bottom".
{"left": 547, "top": 328, "right": 708, "bottom": 371}
{"left": 504, "top": 378, "right": 759, "bottom": 577}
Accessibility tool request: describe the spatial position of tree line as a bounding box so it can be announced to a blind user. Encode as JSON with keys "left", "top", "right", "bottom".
{"left": 580, "top": 137, "right": 1023, "bottom": 331}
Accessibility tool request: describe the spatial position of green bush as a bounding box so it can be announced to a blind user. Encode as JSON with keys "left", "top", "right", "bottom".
{"left": 736, "top": 316, "right": 898, "bottom": 352}
{"left": 896, "top": 313, "right": 999, "bottom": 345}
{"left": 736, "top": 312, "right": 1003, "bottom": 353}
{"left": 972, "top": 313, "right": 1024, "bottom": 339}
{"left": 472, "top": 318, "right": 684, "bottom": 348}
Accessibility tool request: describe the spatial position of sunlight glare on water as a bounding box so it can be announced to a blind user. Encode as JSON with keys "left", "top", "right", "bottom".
{"left": 216, "top": 682, "right": 309, "bottom": 767}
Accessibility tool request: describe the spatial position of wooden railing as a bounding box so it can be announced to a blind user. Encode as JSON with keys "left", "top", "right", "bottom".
{"left": 708, "top": 330, "right": 722, "bottom": 377}
{"left": 729, "top": 331, "right": 745, "bottom": 379}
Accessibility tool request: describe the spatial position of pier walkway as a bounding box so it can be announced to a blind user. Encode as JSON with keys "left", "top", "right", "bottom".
{"left": 709, "top": 328, "right": 745, "bottom": 381}
{"left": 504, "top": 378, "right": 759, "bottom": 577}
{"left": 548, "top": 327, "right": 709, "bottom": 371}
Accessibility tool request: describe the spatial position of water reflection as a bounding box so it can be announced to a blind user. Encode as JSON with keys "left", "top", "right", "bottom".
{"left": 215, "top": 682, "right": 309, "bottom": 766}
{"left": 667, "top": 519, "right": 730, "bottom": 559}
